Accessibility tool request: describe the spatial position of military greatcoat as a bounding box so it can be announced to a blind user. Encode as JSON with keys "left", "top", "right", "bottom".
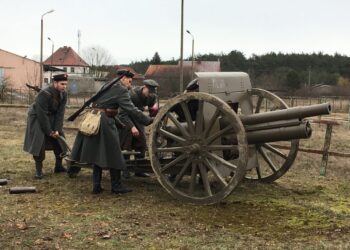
{"left": 23, "top": 86, "right": 67, "bottom": 156}
{"left": 70, "top": 82, "right": 152, "bottom": 169}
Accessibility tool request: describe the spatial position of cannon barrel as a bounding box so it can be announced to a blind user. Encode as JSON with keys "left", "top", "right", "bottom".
{"left": 226, "top": 121, "right": 312, "bottom": 144}
{"left": 166, "top": 103, "right": 329, "bottom": 146}
{"left": 167, "top": 119, "right": 312, "bottom": 145}
{"left": 240, "top": 103, "right": 331, "bottom": 125}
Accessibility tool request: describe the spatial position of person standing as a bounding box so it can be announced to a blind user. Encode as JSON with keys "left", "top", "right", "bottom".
{"left": 118, "top": 79, "right": 159, "bottom": 178}
{"left": 23, "top": 74, "right": 68, "bottom": 178}
{"left": 69, "top": 70, "right": 153, "bottom": 194}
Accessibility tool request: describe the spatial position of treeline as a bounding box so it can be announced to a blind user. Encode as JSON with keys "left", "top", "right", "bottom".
{"left": 127, "top": 51, "right": 350, "bottom": 91}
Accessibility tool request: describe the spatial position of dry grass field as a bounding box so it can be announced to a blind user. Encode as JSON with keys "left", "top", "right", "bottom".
{"left": 0, "top": 106, "right": 349, "bottom": 249}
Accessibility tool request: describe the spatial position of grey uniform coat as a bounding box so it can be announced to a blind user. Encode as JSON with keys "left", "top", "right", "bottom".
{"left": 70, "top": 82, "right": 152, "bottom": 169}
{"left": 118, "top": 86, "right": 156, "bottom": 145}
{"left": 23, "top": 86, "right": 67, "bottom": 156}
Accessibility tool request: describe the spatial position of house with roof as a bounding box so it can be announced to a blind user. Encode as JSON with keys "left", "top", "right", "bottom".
{"left": 144, "top": 60, "right": 221, "bottom": 97}
{"left": 0, "top": 49, "right": 40, "bottom": 89}
{"left": 43, "top": 46, "right": 90, "bottom": 84}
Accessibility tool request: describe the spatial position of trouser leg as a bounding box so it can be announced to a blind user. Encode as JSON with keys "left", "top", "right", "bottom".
{"left": 53, "top": 141, "right": 66, "bottom": 173}
{"left": 134, "top": 135, "right": 150, "bottom": 177}
{"left": 33, "top": 143, "right": 45, "bottom": 179}
{"left": 92, "top": 165, "right": 103, "bottom": 194}
{"left": 122, "top": 154, "right": 131, "bottom": 179}
{"left": 110, "top": 168, "right": 132, "bottom": 194}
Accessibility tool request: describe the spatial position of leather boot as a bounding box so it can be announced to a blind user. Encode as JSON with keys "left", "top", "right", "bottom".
{"left": 92, "top": 165, "right": 104, "bottom": 194}
{"left": 34, "top": 161, "right": 43, "bottom": 179}
{"left": 54, "top": 158, "right": 67, "bottom": 173}
{"left": 110, "top": 169, "right": 132, "bottom": 194}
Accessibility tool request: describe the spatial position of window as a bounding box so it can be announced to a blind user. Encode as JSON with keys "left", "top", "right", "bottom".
{"left": 44, "top": 78, "right": 49, "bottom": 84}
{"left": 63, "top": 67, "right": 67, "bottom": 72}
{"left": 71, "top": 67, "right": 75, "bottom": 73}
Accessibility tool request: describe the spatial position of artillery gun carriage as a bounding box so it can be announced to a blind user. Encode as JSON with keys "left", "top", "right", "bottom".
{"left": 65, "top": 72, "right": 331, "bottom": 205}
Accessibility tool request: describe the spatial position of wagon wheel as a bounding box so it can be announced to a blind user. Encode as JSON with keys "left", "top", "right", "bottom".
{"left": 149, "top": 92, "right": 248, "bottom": 205}
{"left": 243, "top": 88, "right": 299, "bottom": 183}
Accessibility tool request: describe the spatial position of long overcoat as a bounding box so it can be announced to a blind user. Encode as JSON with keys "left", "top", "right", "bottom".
{"left": 70, "top": 82, "right": 152, "bottom": 169}
{"left": 23, "top": 86, "right": 67, "bottom": 156}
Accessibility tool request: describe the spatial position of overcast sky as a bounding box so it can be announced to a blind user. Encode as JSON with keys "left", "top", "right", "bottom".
{"left": 1, "top": 0, "right": 350, "bottom": 64}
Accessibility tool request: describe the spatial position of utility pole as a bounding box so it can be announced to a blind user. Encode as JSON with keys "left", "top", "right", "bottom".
{"left": 308, "top": 66, "right": 311, "bottom": 87}
{"left": 179, "top": 0, "right": 184, "bottom": 93}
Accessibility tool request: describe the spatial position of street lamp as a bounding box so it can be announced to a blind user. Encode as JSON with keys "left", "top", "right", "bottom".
{"left": 186, "top": 30, "right": 195, "bottom": 80}
{"left": 40, "top": 9, "right": 54, "bottom": 88}
{"left": 47, "top": 37, "right": 54, "bottom": 82}
{"left": 179, "top": 0, "right": 184, "bottom": 93}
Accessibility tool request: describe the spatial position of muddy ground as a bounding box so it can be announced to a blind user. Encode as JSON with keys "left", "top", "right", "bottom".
{"left": 0, "top": 107, "right": 349, "bottom": 249}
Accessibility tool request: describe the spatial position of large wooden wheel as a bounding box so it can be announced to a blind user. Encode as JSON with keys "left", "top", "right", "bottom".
{"left": 242, "top": 88, "right": 299, "bottom": 182}
{"left": 149, "top": 92, "right": 248, "bottom": 205}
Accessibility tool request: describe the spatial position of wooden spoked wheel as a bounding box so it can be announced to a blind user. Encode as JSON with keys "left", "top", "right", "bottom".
{"left": 243, "top": 88, "right": 299, "bottom": 183}
{"left": 149, "top": 92, "right": 248, "bottom": 205}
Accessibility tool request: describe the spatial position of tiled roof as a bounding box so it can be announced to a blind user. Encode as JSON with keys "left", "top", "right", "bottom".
{"left": 43, "top": 46, "right": 89, "bottom": 67}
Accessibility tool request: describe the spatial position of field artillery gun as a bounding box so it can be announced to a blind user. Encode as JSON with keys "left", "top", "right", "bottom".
{"left": 65, "top": 72, "right": 331, "bottom": 205}
{"left": 146, "top": 72, "right": 331, "bottom": 205}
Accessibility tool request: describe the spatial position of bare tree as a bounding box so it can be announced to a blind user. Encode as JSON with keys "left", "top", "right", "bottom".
{"left": 82, "top": 46, "right": 115, "bottom": 78}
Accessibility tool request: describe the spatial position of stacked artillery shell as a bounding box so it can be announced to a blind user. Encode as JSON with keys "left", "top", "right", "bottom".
{"left": 0, "top": 179, "right": 8, "bottom": 185}
{"left": 9, "top": 187, "right": 37, "bottom": 194}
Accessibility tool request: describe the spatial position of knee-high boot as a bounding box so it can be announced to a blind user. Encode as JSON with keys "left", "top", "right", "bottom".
{"left": 34, "top": 161, "right": 43, "bottom": 179}
{"left": 110, "top": 169, "right": 132, "bottom": 194}
{"left": 92, "top": 165, "right": 103, "bottom": 194}
{"left": 54, "top": 157, "right": 67, "bottom": 173}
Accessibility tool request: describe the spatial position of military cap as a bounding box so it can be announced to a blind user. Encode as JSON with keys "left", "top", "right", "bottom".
{"left": 186, "top": 78, "right": 199, "bottom": 91}
{"left": 143, "top": 79, "right": 159, "bottom": 93}
{"left": 116, "top": 69, "right": 135, "bottom": 78}
{"left": 53, "top": 73, "right": 68, "bottom": 82}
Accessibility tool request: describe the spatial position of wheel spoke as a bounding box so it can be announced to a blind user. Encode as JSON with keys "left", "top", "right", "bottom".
{"left": 262, "top": 143, "right": 288, "bottom": 159}
{"left": 203, "top": 157, "right": 228, "bottom": 187}
{"left": 258, "top": 147, "right": 278, "bottom": 173}
{"left": 205, "top": 151, "right": 237, "bottom": 171}
{"left": 156, "top": 147, "right": 186, "bottom": 153}
{"left": 198, "top": 162, "right": 212, "bottom": 196}
{"left": 255, "top": 96, "right": 264, "bottom": 114}
{"left": 203, "top": 108, "right": 221, "bottom": 138}
{"left": 159, "top": 128, "right": 187, "bottom": 144}
{"left": 172, "top": 157, "right": 192, "bottom": 187}
{"left": 188, "top": 162, "right": 197, "bottom": 195}
{"left": 180, "top": 102, "right": 195, "bottom": 134}
{"left": 161, "top": 154, "right": 188, "bottom": 172}
{"left": 256, "top": 165, "right": 262, "bottom": 179}
{"left": 206, "top": 125, "right": 233, "bottom": 145}
{"left": 195, "top": 100, "right": 204, "bottom": 135}
{"left": 166, "top": 112, "right": 190, "bottom": 138}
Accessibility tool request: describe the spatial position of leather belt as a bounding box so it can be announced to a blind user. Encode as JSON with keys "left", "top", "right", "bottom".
{"left": 93, "top": 108, "right": 118, "bottom": 117}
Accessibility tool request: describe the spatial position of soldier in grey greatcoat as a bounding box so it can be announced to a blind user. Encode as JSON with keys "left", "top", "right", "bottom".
{"left": 23, "top": 74, "right": 68, "bottom": 178}
{"left": 69, "top": 70, "right": 153, "bottom": 194}
{"left": 118, "top": 79, "right": 159, "bottom": 178}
